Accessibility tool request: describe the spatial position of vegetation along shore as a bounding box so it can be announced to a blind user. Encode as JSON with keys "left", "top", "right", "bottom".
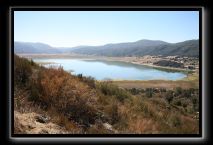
{"left": 14, "top": 55, "right": 199, "bottom": 134}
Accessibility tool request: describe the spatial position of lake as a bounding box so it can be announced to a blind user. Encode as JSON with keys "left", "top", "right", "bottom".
{"left": 33, "top": 58, "right": 187, "bottom": 80}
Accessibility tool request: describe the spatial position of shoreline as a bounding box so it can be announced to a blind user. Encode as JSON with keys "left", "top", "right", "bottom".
{"left": 19, "top": 53, "right": 198, "bottom": 82}
{"left": 19, "top": 53, "right": 194, "bottom": 73}
{"left": 96, "top": 57, "right": 192, "bottom": 73}
{"left": 17, "top": 53, "right": 199, "bottom": 89}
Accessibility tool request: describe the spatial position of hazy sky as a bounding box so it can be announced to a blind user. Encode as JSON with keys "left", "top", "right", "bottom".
{"left": 14, "top": 11, "right": 199, "bottom": 47}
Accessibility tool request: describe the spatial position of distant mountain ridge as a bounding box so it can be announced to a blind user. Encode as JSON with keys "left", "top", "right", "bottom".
{"left": 14, "top": 42, "right": 61, "bottom": 54}
{"left": 14, "top": 39, "right": 199, "bottom": 57}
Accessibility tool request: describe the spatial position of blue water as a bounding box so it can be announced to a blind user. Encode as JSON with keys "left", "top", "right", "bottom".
{"left": 33, "top": 58, "right": 187, "bottom": 81}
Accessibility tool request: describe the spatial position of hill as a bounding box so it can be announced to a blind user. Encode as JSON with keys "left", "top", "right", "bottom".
{"left": 70, "top": 39, "right": 199, "bottom": 57}
{"left": 14, "top": 39, "right": 199, "bottom": 57}
{"left": 14, "top": 42, "right": 61, "bottom": 54}
{"left": 14, "top": 55, "right": 199, "bottom": 134}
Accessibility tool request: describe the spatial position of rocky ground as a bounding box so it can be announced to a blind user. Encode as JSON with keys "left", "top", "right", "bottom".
{"left": 14, "top": 111, "right": 69, "bottom": 134}
{"left": 14, "top": 108, "right": 118, "bottom": 134}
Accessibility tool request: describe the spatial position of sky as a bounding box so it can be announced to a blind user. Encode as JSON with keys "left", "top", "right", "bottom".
{"left": 14, "top": 11, "right": 199, "bottom": 47}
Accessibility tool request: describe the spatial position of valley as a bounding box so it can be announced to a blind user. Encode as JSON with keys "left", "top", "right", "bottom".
{"left": 14, "top": 55, "right": 199, "bottom": 134}
{"left": 14, "top": 39, "right": 200, "bottom": 134}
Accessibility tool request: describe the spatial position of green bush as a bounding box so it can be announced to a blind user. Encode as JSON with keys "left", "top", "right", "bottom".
{"left": 145, "top": 88, "right": 154, "bottom": 98}
{"left": 160, "top": 88, "right": 167, "bottom": 92}
{"left": 175, "top": 87, "right": 183, "bottom": 96}
{"left": 165, "top": 90, "right": 174, "bottom": 104}
{"left": 98, "top": 82, "right": 130, "bottom": 103}
{"left": 129, "top": 88, "right": 140, "bottom": 95}
{"left": 77, "top": 73, "right": 83, "bottom": 79}
{"left": 192, "top": 96, "right": 199, "bottom": 112}
{"left": 30, "top": 59, "right": 37, "bottom": 66}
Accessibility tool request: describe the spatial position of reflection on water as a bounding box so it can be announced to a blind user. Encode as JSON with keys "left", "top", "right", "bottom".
{"left": 33, "top": 58, "right": 187, "bottom": 81}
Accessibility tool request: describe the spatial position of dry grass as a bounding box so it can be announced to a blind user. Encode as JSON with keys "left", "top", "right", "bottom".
{"left": 128, "top": 117, "right": 159, "bottom": 134}
{"left": 48, "top": 107, "right": 83, "bottom": 133}
{"left": 112, "top": 79, "right": 198, "bottom": 89}
{"left": 14, "top": 55, "right": 199, "bottom": 134}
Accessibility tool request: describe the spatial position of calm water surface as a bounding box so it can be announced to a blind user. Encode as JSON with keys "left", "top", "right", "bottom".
{"left": 33, "top": 58, "right": 187, "bottom": 80}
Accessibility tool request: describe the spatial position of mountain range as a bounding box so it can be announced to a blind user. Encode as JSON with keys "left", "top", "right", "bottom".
{"left": 14, "top": 39, "right": 199, "bottom": 57}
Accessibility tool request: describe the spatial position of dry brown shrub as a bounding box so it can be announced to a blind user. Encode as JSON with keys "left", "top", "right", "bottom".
{"left": 128, "top": 117, "right": 159, "bottom": 134}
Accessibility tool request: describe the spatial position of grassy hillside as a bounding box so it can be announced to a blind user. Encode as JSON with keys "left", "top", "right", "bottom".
{"left": 14, "top": 55, "right": 199, "bottom": 134}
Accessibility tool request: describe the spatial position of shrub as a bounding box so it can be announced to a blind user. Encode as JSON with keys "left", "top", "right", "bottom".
{"left": 134, "top": 99, "right": 157, "bottom": 119}
{"left": 14, "top": 55, "right": 32, "bottom": 87}
{"left": 104, "top": 102, "right": 120, "bottom": 125}
{"left": 171, "top": 115, "right": 182, "bottom": 127}
{"left": 182, "top": 101, "right": 188, "bottom": 108}
{"left": 192, "top": 96, "right": 199, "bottom": 112}
{"left": 36, "top": 68, "right": 67, "bottom": 105}
{"left": 160, "top": 88, "right": 167, "bottom": 93}
{"left": 83, "top": 76, "right": 96, "bottom": 88}
{"left": 181, "top": 89, "right": 192, "bottom": 98}
{"left": 129, "top": 88, "right": 140, "bottom": 95}
{"left": 165, "top": 90, "right": 174, "bottom": 104}
{"left": 64, "top": 100, "right": 97, "bottom": 126}
{"left": 192, "top": 97, "right": 198, "bottom": 105}
{"left": 77, "top": 73, "right": 83, "bottom": 79}
{"left": 174, "top": 100, "right": 182, "bottom": 106}
{"left": 145, "top": 88, "right": 154, "bottom": 98}
{"left": 30, "top": 59, "right": 36, "bottom": 66}
{"left": 28, "top": 80, "right": 40, "bottom": 102}
{"left": 116, "top": 90, "right": 130, "bottom": 103}
{"left": 87, "top": 124, "right": 110, "bottom": 134}
{"left": 110, "top": 103, "right": 120, "bottom": 124}
{"left": 98, "top": 82, "right": 130, "bottom": 103}
{"left": 188, "top": 88, "right": 196, "bottom": 94}
{"left": 175, "top": 87, "right": 183, "bottom": 96}
{"left": 77, "top": 74, "right": 96, "bottom": 88}
{"left": 28, "top": 67, "right": 99, "bottom": 126}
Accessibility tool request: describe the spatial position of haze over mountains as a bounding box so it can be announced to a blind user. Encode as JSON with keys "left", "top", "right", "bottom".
{"left": 14, "top": 39, "right": 199, "bottom": 57}
{"left": 14, "top": 42, "right": 61, "bottom": 54}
